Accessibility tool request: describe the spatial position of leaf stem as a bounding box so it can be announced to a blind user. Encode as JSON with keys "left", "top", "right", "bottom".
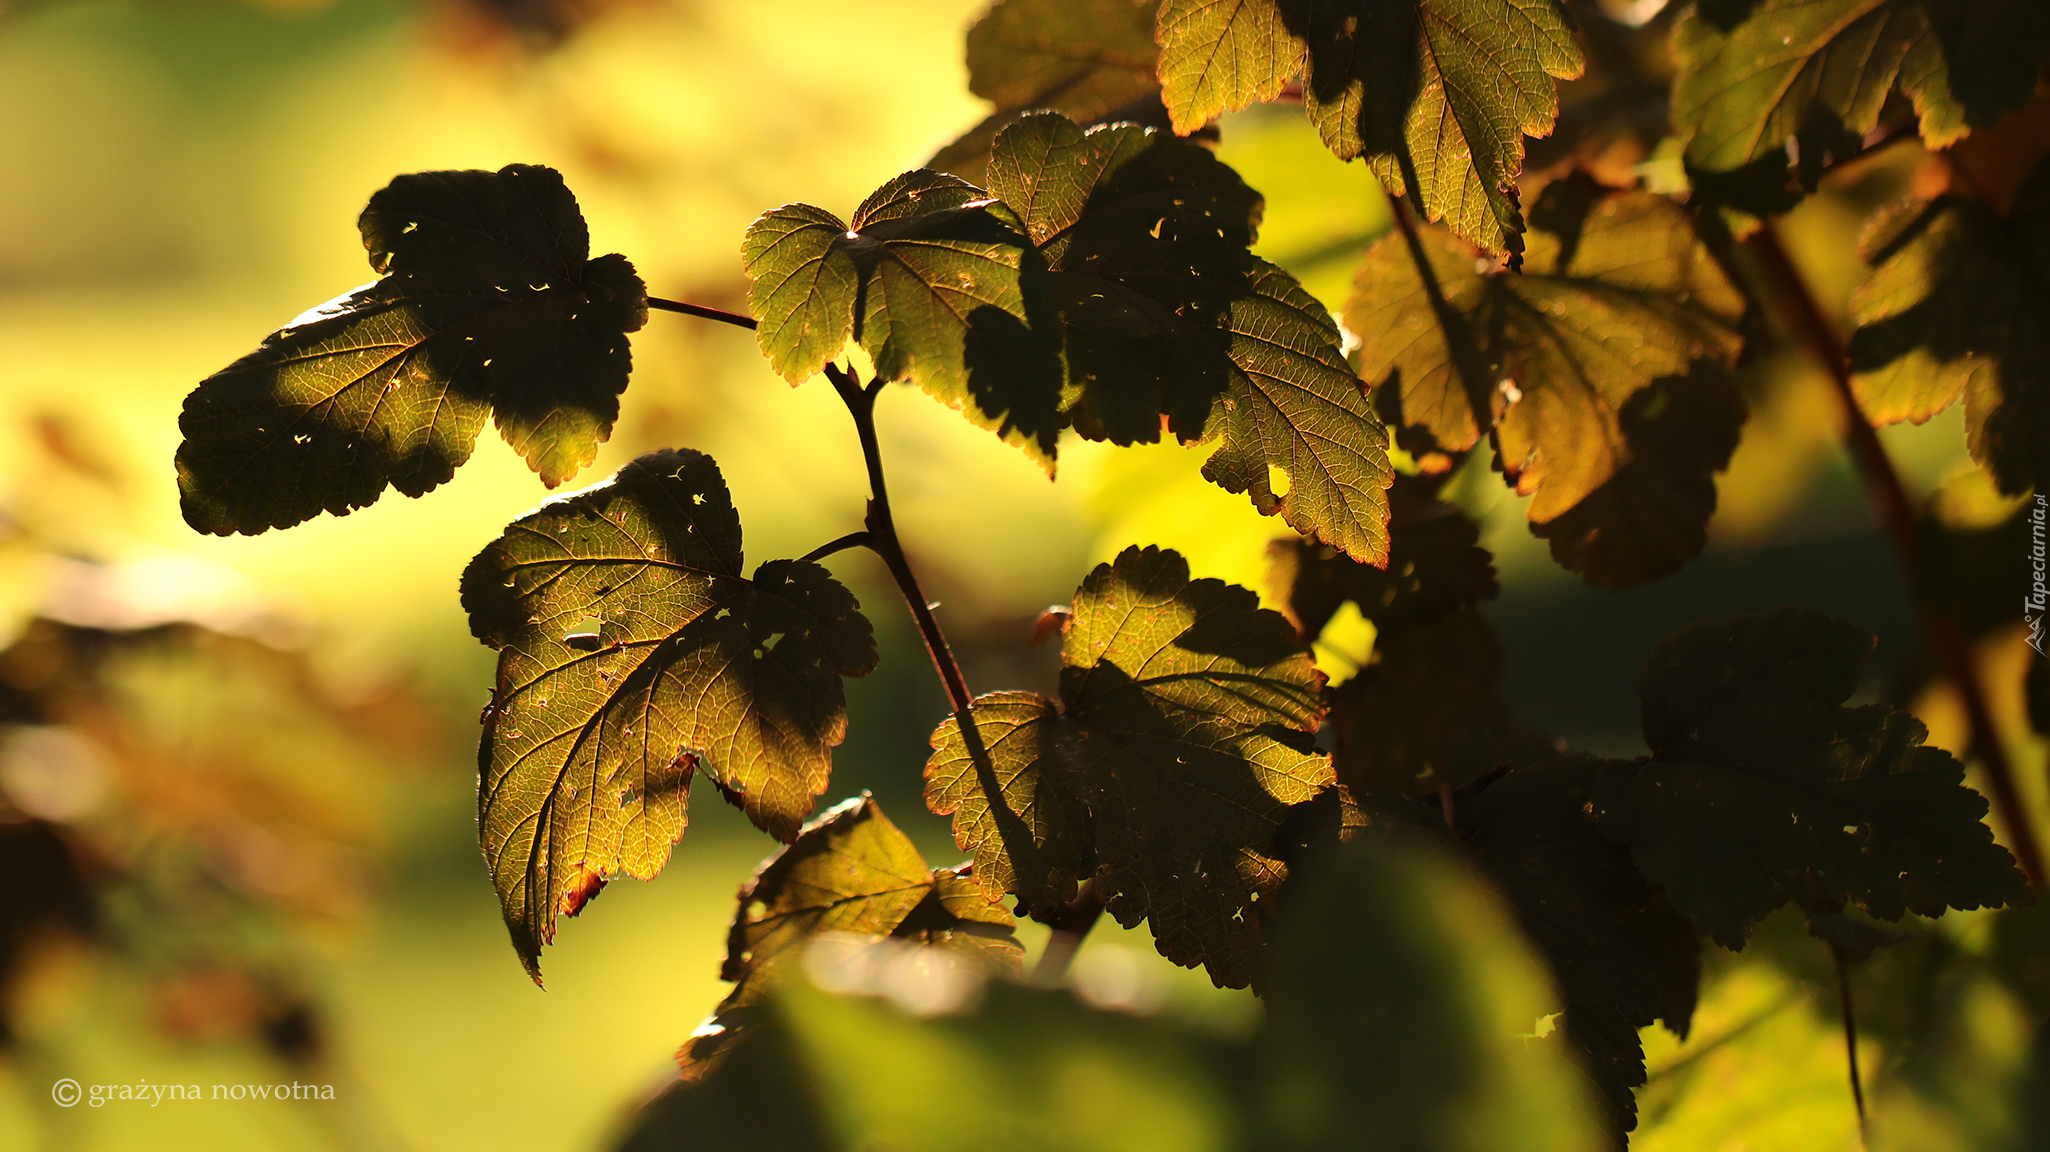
{"left": 1388, "top": 148, "right": 1499, "bottom": 450}
{"left": 822, "top": 363, "right": 974, "bottom": 715}
{"left": 1031, "top": 879, "right": 1106, "bottom": 985}
{"left": 1830, "top": 943, "right": 1870, "bottom": 1145}
{"left": 646, "top": 296, "right": 759, "bottom": 331}
{"left": 798, "top": 531, "right": 874, "bottom": 564}
{"left": 1745, "top": 222, "right": 2046, "bottom": 890}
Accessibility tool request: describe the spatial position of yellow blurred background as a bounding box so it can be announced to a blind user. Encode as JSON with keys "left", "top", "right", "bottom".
{"left": 0, "top": 0, "right": 2040, "bottom": 1149}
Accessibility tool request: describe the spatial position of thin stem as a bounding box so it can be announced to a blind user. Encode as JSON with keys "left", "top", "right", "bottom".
{"left": 821, "top": 363, "right": 974, "bottom": 714}
{"left": 1032, "top": 880, "right": 1106, "bottom": 985}
{"left": 1745, "top": 223, "right": 2046, "bottom": 889}
{"left": 1437, "top": 783, "right": 1456, "bottom": 830}
{"left": 1830, "top": 943, "right": 1870, "bottom": 1145}
{"left": 1388, "top": 147, "right": 1499, "bottom": 447}
{"left": 798, "top": 531, "right": 873, "bottom": 565}
{"left": 646, "top": 296, "right": 759, "bottom": 331}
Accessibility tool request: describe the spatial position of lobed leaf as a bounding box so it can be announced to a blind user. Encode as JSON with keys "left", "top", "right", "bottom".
{"left": 1593, "top": 607, "right": 2032, "bottom": 949}
{"left": 1673, "top": 0, "right": 2050, "bottom": 182}
{"left": 677, "top": 796, "right": 1021, "bottom": 1082}
{"left": 1348, "top": 184, "right": 1745, "bottom": 584}
{"left": 1155, "top": 0, "right": 1303, "bottom": 134}
{"left": 177, "top": 164, "right": 646, "bottom": 535}
{"left": 1297, "top": 0, "right": 1585, "bottom": 255}
{"left": 461, "top": 449, "right": 877, "bottom": 979}
{"left": 742, "top": 170, "right": 1065, "bottom": 467}
{"left": 927, "top": 546, "right": 1331, "bottom": 986}
{"left": 1849, "top": 157, "right": 2050, "bottom": 497}
{"left": 930, "top": 0, "right": 1165, "bottom": 181}
{"left": 1462, "top": 755, "right": 1700, "bottom": 1139}
{"left": 988, "top": 112, "right": 1393, "bottom": 563}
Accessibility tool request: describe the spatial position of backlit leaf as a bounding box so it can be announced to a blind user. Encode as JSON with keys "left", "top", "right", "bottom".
{"left": 1348, "top": 184, "right": 1744, "bottom": 581}
{"left": 742, "top": 170, "right": 1065, "bottom": 468}
{"left": 987, "top": 112, "right": 1393, "bottom": 563}
{"left": 1593, "top": 607, "right": 2031, "bottom": 949}
{"left": 177, "top": 164, "right": 646, "bottom": 535}
{"left": 1296, "top": 0, "right": 1584, "bottom": 255}
{"left": 1672, "top": 0, "right": 2050, "bottom": 179}
{"left": 930, "top": 0, "right": 1164, "bottom": 181}
{"left": 1848, "top": 157, "right": 2050, "bottom": 497}
{"left": 461, "top": 449, "right": 877, "bottom": 979}
{"left": 1155, "top": 0, "right": 1303, "bottom": 135}
{"left": 928, "top": 546, "right": 1330, "bottom": 985}
{"left": 676, "top": 796, "right": 1021, "bottom": 1082}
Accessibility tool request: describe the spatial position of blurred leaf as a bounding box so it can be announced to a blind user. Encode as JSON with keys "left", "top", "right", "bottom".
{"left": 742, "top": 170, "right": 1065, "bottom": 467}
{"left": 177, "top": 164, "right": 646, "bottom": 534}
{"left": 1463, "top": 755, "right": 1701, "bottom": 1139}
{"left": 1256, "top": 830, "right": 1603, "bottom": 1150}
{"left": 461, "top": 449, "right": 877, "bottom": 980}
{"left": 928, "top": 546, "right": 1330, "bottom": 985}
{"left": 930, "top": 0, "right": 1164, "bottom": 180}
{"left": 988, "top": 112, "right": 1393, "bottom": 563}
{"left": 678, "top": 796, "right": 1021, "bottom": 1082}
{"left": 0, "top": 819, "right": 96, "bottom": 1045}
{"left": 1849, "top": 158, "right": 2050, "bottom": 497}
{"left": 1294, "top": 0, "right": 1584, "bottom": 256}
{"left": 1673, "top": 0, "right": 2050, "bottom": 182}
{"left": 1349, "top": 184, "right": 1745, "bottom": 582}
{"left": 1155, "top": 0, "right": 1303, "bottom": 134}
{"left": 2029, "top": 655, "right": 2048, "bottom": 736}
{"left": 1593, "top": 607, "right": 2031, "bottom": 949}
{"left": 618, "top": 1018, "right": 834, "bottom": 1152}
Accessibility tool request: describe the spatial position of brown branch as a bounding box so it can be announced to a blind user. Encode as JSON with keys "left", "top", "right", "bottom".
{"left": 821, "top": 363, "right": 974, "bottom": 715}
{"left": 1745, "top": 222, "right": 2046, "bottom": 890}
{"left": 1031, "top": 880, "right": 1106, "bottom": 985}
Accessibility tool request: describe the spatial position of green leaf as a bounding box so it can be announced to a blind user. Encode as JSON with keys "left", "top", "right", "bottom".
{"left": 1348, "top": 185, "right": 1745, "bottom": 579}
{"left": 1594, "top": 607, "right": 2032, "bottom": 949}
{"left": 460, "top": 449, "right": 877, "bottom": 980}
{"left": 987, "top": 112, "right": 1393, "bottom": 563}
{"left": 1462, "top": 754, "right": 1701, "bottom": 1138}
{"left": 1673, "top": 0, "right": 2050, "bottom": 179}
{"left": 927, "top": 546, "right": 1331, "bottom": 986}
{"left": 1270, "top": 473, "right": 1498, "bottom": 641}
{"left": 929, "top": 0, "right": 1165, "bottom": 182}
{"left": 1155, "top": 0, "right": 1304, "bottom": 135}
{"left": 176, "top": 164, "right": 647, "bottom": 535}
{"left": 742, "top": 170, "right": 1065, "bottom": 468}
{"left": 1849, "top": 158, "right": 2050, "bottom": 497}
{"left": 1296, "top": 0, "right": 1585, "bottom": 255}
{"left": 1257, "top": 830, "right": 1604, "bottom": 1151}
{"left": 677, "top": 795, "right": 1021, "bottom": 1082}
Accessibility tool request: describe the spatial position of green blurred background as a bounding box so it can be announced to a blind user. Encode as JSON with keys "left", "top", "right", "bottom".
{"left": 0, "top": 0, "right": 2041, "bottom": 1149}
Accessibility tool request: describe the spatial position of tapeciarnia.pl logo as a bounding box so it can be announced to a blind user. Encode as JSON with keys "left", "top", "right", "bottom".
{"left": 2028, "top": 493, "right": 2047, "bottom": 657}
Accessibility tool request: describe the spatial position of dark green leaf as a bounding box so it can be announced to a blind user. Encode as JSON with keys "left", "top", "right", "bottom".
{"left": 616, "top": 1017, "right": 833, "bottom": 1152}
{"left": 1673, "top": 0, "right": 2050, "bottom": 179}
{"left": 1463, "top": 755, "right": 1700, "bottom": 1139}
{"left": 1295, "top": 0, "right": 1585, "bottom": 255}
{"left": 1348, "top": 187, "right": 1745, "bottom": 574}
{"left": 1270, "top": 472, "right": 1497, "bottom": 641}
{"left": 176, "top": 164, "right": 646, "bottom": 535}
{"left": 988, "top": 113, "right": 1393, "bottom": 563}
{"left": 742, "top": 170, "right": 1065, "bottom": 467}
{"left": 1257, "top": 830, "right": 1603, "bottom": 1150}
{"left": 929, "top": 0, "right": 1165, "bottom": 181}
{"left": 677, "top": 795, "right": 1021, "bottom": 1082}
{"left": 1849, "top": 158, "right": 2050, "bottom": 497}
{"left": 461, "top": 449, "right": 877, "bottom": 979}
{"left": 928, "top": 546, "right": 1331, "bottom": 985}
{"left": 1594, "top": 607, "right": 2031, "bottom": 949}
{"left": 1156, "top": 0, "right": 1304, "bottom": 135}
